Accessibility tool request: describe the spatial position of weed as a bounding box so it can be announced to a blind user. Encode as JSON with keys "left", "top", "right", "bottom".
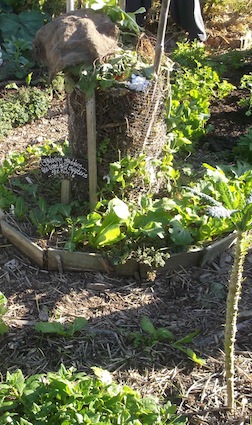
{"left": 35, "top": 317, "right": 87, "bottom": 337}
{"left": 129, "top": 316, "right": 205, "bottom": 366}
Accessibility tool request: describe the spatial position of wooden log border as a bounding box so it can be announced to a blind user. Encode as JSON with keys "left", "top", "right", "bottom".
{"left": 0, "top": 209, "right": 237, "bottom": 278}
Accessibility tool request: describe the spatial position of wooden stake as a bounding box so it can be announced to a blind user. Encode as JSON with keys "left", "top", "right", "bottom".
{"left": 86, "top": 92, "right": 98, "bottom": 211}
{"left": 154, "top": 0, "right": 171, "bottom": 75}
{"left": 61, "top": 179, "right": 71, "bottom": 204}
{"left": 66, "top": 0, "right": 74, "bottom": 12}
{"left": 119, "top": 0, "right": 125, "bottom": 10}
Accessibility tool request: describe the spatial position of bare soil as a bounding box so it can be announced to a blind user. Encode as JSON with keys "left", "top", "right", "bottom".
{"left": 1, "top": 44, "right": 252, "bottom": 425}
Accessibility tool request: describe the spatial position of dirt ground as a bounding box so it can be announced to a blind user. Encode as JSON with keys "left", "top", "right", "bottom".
{"left": 1, "top": 34, "right": 252, "bottom": 425}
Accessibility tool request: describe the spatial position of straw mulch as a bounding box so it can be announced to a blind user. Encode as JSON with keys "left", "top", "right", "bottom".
{"left": 0, "top": 240, "right": 252, "bottom": 424}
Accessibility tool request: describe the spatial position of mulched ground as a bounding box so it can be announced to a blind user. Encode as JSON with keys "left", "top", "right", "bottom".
{"left": 1, "top": 38, "right": 252, "bottom": 425}
{"left": 1, "top": 241, "right": 252, "bottom": 424}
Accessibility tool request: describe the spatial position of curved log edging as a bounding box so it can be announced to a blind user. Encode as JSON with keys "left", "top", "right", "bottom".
{"left": 0, "top": 209, "right": 237, "bottom": 279}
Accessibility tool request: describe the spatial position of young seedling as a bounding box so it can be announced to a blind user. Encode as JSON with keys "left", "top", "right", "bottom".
{"left": 35, "top": 317, "right": 87, "bottom": 337}
{"left": 130, "top": 316, "right": 205, "bottom": 366}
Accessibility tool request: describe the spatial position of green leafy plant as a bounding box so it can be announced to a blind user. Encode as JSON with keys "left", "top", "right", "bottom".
{"left": 30, "top": 198, "right": 72, "bottom": 237}
{"left": 0, "top": 364, "right": 186, "bottom": 424}
{"left": 0, "top": 9, "right": 47, "bottom": 43}
{"left": 233, "top": 128, "right": 252, "bottom": 162}
{"left": 0, "top": 292, "right": 8, "bottom": 336}
{"left": 129, "top": 316, "right": 205, "bottom": 366}
{"left": 239, "top": 72, "right": 252, "bottom": 116}
{"left": 66, "top": 198, "right": 130, "bottom": 251}
{"left": 103, "top": 154, "right": 151, "bottom": 198}
{"left": 0, "top": 86, "right": 51, "bottom": 139}
{"left": 0, "top": 6, "right": 49, "bottom": 79}
{"left": 66, "top": 194, "right": 200, "bottom": 260}
{"left": 65, "top": 49, "right": 153, "bottom": 97}
{"left": 35, "top": 317, "right": 87, "bottom": 337}
{"left": 168, "top": 42, "right": 235, "bottom": 152}
{"left": 4, "top": 143, "right": 249, "bottom": 266}
{"left": 4, "top": 141, "right": 252, "bottom": 269}
{"left": 0, "top": 151, "right": 28, "bottom": 209}
{"left": 1, "top": 36, "right": 34, "bottom": 79}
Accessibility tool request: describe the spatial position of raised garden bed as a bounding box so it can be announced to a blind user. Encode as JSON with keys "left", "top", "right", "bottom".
{"left": 0, "top": 208, "right": 237, "bottom": 278}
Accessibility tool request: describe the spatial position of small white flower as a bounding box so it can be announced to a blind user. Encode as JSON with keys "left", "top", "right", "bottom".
{"left": 0, "top": 49, "right": 3, "bottom": 67}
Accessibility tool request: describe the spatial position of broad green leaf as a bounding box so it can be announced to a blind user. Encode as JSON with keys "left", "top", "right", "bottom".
{"left": 156, "top": 327, "right": 174, "bottom": 341}
{"left": 15, "top": 196, "right": 27, "bottom": 219}
{"left": 108, "top": 198, "right": 130, "bottom": 220}
{"left": 19, "top": 418, "right": 33, "bottom": 425}
{"left": 140, "top": 317, "right": 156, "bottom": 336}
{"left": 64, "top": 76, "right": 76, "bottom": 94}
{"left": 153, "top": 197, "right": 178, "bottom": 210}
{"left": 70, "top": 228, "right": 86, "bottom": 243}
{"left": 64, "top": 241, "right": 76, "bottom": 251}
{"left": 66, "top": 317, "right": 87, "bottom": 336}
{"left": 0, "top": 11, "right": 47, "bottom": 42}
{"left": 0, "top": 400, "right": 19, "bottom": 413}
{"left": 163, "top": 401, "right": 178, "bottom": 415}
{"left": 133, "top": 208, "right": 171, "bottom": 230}
{"left": 93, "top": 223, "right": 124, "bottom": 247}
{"left": 49, "top": 203, "right": 72, "bottom": 218}
{"left": 169, "top": 219, "right": 194, "bottom": 245}
{"left": 35, "top": 321, "right": 66, "bottom": 335}
{"left": 240, "top": 208, "right": 252, "bottom": 231}
{"left": 38, "top": 197, "right": 47, "bottom": 213}
{"left": 141, "top": 221, "right": 165, "bottom": 239}
{"left": 215, "top": 182, "right": 234, "bottom": 210}
{"left": 6, "top": 369, "right": 25, "bottom": 395}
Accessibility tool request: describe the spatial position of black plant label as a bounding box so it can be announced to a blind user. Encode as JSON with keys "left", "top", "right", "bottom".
{"left": 40, "top": 156, "right": 88, "bottom": 180}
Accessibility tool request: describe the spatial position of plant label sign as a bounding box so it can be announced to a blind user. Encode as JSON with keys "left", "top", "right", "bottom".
{"left": 40, "top": 156, "right": 88, "bottom": 180}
